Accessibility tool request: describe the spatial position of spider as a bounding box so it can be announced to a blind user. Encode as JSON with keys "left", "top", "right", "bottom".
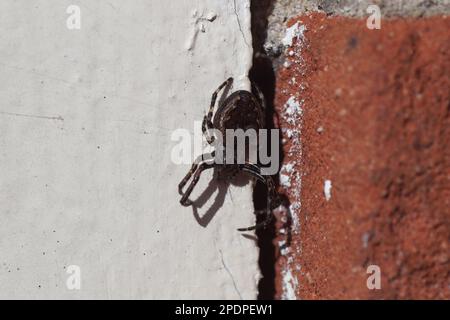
{"left": 178, "top": 77, "right": 281, "bottom": 231}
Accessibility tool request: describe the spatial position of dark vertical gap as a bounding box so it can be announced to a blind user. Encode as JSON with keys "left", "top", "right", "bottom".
{"left": 249, "top": 0, "right": 279, "bottom": 300}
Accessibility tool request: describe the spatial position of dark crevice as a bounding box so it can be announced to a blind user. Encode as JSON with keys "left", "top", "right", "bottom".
{"left": 249, "top": 0, "right": 279, "bottom": 300}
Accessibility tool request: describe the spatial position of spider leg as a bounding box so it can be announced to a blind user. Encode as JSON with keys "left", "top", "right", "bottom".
{"left": 202, "top": 77, "right": 233, "bottom": 144}
{"left": 239, "top": 163, "right": 265, "bottom": 182}
{"left": 236, "top": 164, "right": 274, "bottom": 232}
{"left": 179, "top": 156, "right": 216, "bottom": 206}
{"left": 178, "top": 152, "right": 215, "bottom": 197}
{"left": 242, "top": 163, "right": 279, "bottom": 207}
{"left": 236, "top": 213, "right": 272, "bottom": 232}
{"left": 251, "top": 81, "right": 266, "bottom": 111}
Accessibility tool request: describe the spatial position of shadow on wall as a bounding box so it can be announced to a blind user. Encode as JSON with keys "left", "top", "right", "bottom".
{"left": 191, "top": 174, "right": 253, "bottom": 228}
{"left": 182, "top": 0, "right": 290, "bottom": 299}
{"left": 250, "top": 0, "right": 291, "bottom": 300}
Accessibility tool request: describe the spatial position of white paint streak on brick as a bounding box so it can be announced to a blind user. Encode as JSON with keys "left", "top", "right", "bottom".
{"left": 324, "top": 180, "right": 332, "bottom": 201}
{"left": 281, "top": 22, "right": 306, "bottom": 47}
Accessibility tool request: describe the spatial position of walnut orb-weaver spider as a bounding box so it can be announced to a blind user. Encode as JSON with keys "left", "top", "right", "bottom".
{"left": 178, "top": 77, "right": 281, "bottom": 231}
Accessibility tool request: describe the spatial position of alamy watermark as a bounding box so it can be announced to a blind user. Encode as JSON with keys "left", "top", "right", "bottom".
{"left": 66, "top": 265, "right": 81, "bottom": 290}
{"left": 366, "top": 265, "right": 381, "bottom": 290}
{"left": 171, "top": 121, "right": 280, "bottom": 175}
{"left": 66, "top": 5, "right": 81, "bottom": 30}
{"left": 366, "top": 5, "right": 381, "bottom": 30}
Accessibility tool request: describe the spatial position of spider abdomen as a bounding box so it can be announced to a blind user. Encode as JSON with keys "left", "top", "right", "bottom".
{"left": 213, "top": 90, "right": 265, "bottom": 139}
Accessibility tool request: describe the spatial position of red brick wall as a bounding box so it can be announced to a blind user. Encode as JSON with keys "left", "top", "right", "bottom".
{"left": 274, "top": 13, "right": 449, "bottom": 299}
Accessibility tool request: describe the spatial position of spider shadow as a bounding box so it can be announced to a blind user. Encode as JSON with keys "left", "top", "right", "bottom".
{"left": 190, "top": 168, "right": 251, "bottom": 228}
{"left": 191, "top": 75, "right": 252, "bottom": 227}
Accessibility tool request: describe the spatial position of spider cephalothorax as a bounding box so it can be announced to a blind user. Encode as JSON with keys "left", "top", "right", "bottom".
{"left": 178, "top": 77, "right": 280, "bottom": 231}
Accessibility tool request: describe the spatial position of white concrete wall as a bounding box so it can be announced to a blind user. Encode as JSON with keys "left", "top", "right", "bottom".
{"left": 0, "top": 0, "right": 258, "bottom": 299}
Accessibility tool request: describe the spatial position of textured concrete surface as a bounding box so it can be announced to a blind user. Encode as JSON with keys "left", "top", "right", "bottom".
{"left": 274, "top": 13, "right": 449, "bottom": 299}
{"left": 0, "top": 0, "right": 258, "bottom": 299}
